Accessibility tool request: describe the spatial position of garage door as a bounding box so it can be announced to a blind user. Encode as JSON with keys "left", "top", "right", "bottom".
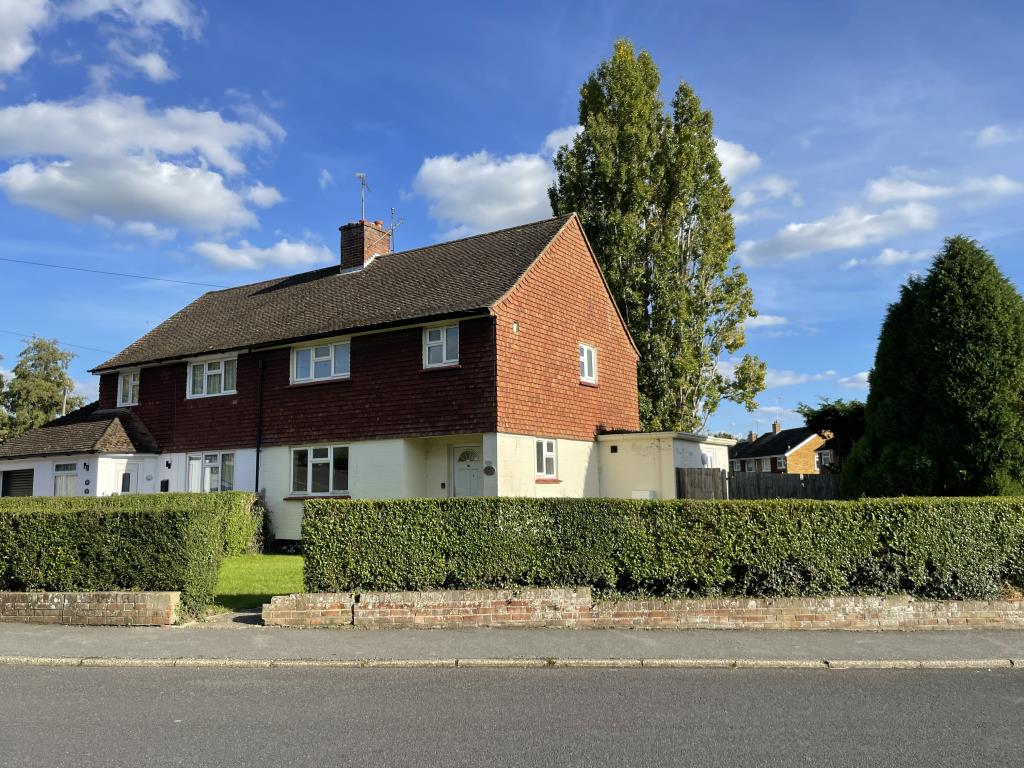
{"left": 1, "top": 469, "right": 34, "bottom": 497}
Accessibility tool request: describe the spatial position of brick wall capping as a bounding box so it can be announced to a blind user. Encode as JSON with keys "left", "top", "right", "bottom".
{"left": 0, "top": 591, "right": 180, "bottom": 626}
{"left": 262, "top": 590, "right": 1024, "bottom": 631}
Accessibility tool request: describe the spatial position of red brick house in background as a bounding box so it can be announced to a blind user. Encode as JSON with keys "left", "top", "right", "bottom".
{"left": 1, "top": 214, "right": 686, "bottom": 539}
{"left": 728, "top": 421, "right": 831, "bottom": 475}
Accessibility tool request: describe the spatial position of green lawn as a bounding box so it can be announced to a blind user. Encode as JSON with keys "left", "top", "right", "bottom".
{"left": 214, "top": 554, "right": 304, "bottom": 611}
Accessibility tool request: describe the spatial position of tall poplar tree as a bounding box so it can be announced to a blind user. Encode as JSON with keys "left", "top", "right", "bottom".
{"left": 549, "top": 39, "right": 764, "bottom": 430}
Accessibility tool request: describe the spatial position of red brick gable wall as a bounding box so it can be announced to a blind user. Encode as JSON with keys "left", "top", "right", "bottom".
{"left": 98, "top": 317, "right": 497, "bottom": 451}
{"left": 493, "top": 218, "right": 640, "bottom": 440}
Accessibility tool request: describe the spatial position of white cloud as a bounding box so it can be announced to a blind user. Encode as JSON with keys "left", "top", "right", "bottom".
{"left": 961, "top": 175, "right": 1024, "bottom": 197}
{"left": 413, "top": 150, "right": 554, "bottom": 237}
{"left": 123, "top": 49, "right": 175, "bottom": 81}
{"left": 193, "top": 238, "right": 333, "bottom": 270}
{"left": 746, "top": 314, "right": 788, "bottom": 329}
{"left": 0, "top": 95, "right": 283, "bottom": 233}
{"left": 0, "top": 156, "right": 257, "bottom": 231}
{"left": 838, "top": 371, "right": 869, "bottom": 389}
{"left": 0, "top": 0, "right": 50, "bottom": 75}
{"left": 866, "top": 172, "right": 1023, "bottom": 203}
{"left": 740, "top": 202, "right": 938, "bottom": 264}
{"left": 318, "top": 168, "right": 334, "bottom": 190}
{"left": 866, "top": 176, "right": 953, "bottom": 203}
{"left": 73, "top": 377, "right": 100, "bottom": 402}
{"left": 976, "top": 124, "right": 1023, "bottom": 147}
{"left": 542, "top": 124, "right": 582, "bottom": 155}
{"left": 0, "top": 95, "right": 280, "bottom": 174}
{"left": 63, "top": 0, "right": 202, "bottom": 37}
{"left": 765, "top": 369, "right": 835, "bottom": 388}
{"left": 715, "top": 138, "right": 761, "bottom": 184}
{"left": 121, "top": 220, "right": 176, "bottom": 240}
{"left": 244, "top": 181, "right": 283, "bottom": 208}
{"left": 735, "top": 174, "right": 801, "bottom": 209}
{"left": 841, "top": 247, "right": 930, "bottom": 270}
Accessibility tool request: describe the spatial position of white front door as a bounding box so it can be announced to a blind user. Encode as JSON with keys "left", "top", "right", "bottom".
{"left": 451, "top": 446, "right": 482, "bottom": 497}
{"left": 119, "top": 462, "right": 141, "bottom": 494}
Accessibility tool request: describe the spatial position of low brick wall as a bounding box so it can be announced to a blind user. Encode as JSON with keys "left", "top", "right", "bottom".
{"left": 262, "top": 589, "right": 1024, "bottom": 630}
{"left": 0, "top": 591, "right": 179, "bottom": 626}
{"left": 262, "top": 593, "right": 354, "bottom": 627}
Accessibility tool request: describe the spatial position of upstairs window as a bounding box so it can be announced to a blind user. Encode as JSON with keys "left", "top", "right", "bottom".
{"left": 579, "top": 344, "right": 597, "bottom": 383}
{"left": 187, "top": 452, "right": 235, "bottom": 492}
{"left": 188, "top": 357, "right": 236, "bottom": 398}
{"left": 117, "top": 370, "right": 139, "bottom": 406}
{"left": 293, "top": 341, "right": 350, "bottom": 383}
{"left": 291, "top": 446, "right": 349, "bottom": 495}
{"left": 423, "top": 325, "right": 459, "bottom": 368}
{"left": 535, "top": 439, "right": 557, "bottom": 478}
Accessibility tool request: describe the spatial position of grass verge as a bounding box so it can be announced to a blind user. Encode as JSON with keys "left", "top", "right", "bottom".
{"left": 214, "top": 554, "right": 304, "bottom": 612}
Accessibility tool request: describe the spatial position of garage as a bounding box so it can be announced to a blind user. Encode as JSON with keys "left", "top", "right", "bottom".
{"left": 0, "top": 469, "right": 34, "bottom": 497}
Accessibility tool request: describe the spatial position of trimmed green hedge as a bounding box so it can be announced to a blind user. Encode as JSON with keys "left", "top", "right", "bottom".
{"left": 0, "top": 492, "right": 261, "bottom": 615}
{"left": 303, "top": 497, "right": 1024, "bottom": 600}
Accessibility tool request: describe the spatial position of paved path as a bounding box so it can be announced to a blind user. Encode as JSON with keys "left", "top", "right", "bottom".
{"left": 1, "top": 666, "right": 1021, "bottom": 767}
{"left": 3, "top": 619, "right": 1024, "bottom": 667}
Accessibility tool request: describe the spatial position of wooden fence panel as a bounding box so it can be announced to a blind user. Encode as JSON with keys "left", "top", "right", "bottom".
{"left": 675, "top": 468, "right": 729, "bottom": 499}
{"left": 728, "top": 472, "right": 839, "bottom": 500}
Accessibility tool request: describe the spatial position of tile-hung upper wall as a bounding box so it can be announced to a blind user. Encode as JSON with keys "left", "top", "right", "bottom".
{"left": 494, "top": 218, "right": 640, "bottom": 441}
{"left": 98, "top": 317, "right": 499, "bottom": 452}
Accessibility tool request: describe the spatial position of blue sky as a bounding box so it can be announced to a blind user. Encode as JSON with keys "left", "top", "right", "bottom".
{"left": 1, "top": 0, "right": 1022, "bottom": 436}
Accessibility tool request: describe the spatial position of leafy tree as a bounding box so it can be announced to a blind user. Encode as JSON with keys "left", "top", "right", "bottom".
{"left": 549, "top": 39, "right": 764, "bottom": 431}
{"left": 1, "top": 336, "right": 85, "bottom": 439}
{"left": 796, "top": 398, "right": 865, "bottom": 465}
{"left": 0, "top": 354, "right": 9, "bottom": 442}
{"left": 843, "top": 236, "right": 1024, "bottom": 497}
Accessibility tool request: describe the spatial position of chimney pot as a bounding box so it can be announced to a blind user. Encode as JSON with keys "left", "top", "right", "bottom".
{"left": 339, "top": 219, "right": 390, "bottom": 271}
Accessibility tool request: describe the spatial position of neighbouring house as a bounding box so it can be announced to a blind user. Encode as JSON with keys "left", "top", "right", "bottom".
{"left": 728, "top": 421, "right": 831, "bottom": 475}
{"left": 0, "top": 214, "right": 726, "bottom": 539}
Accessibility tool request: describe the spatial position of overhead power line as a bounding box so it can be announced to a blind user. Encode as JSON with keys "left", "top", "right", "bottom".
{"left": 0, "top": 256, "right": 228, "bottom": 289}
{"left": 0, "top": 328, "right": 115, "bottom": 355}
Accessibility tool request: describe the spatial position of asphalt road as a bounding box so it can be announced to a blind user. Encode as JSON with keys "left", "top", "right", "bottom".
{"left": 1, "top": 668, "right": 1021, "bottom": 767}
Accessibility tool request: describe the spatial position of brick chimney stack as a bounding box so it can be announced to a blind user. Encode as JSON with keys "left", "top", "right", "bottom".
{"left": 772, "top": 420, "right": 782, "bottom": 434}
{"left": 339, "top": 219, "right": 390, "bottom": 271}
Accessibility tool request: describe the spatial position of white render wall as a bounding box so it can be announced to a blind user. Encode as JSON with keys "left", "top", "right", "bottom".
{"left": 0, "top": 454, "right": 99, "bottom": 498}
{"left": 597, "top": 433, "right": 737, "bottom": 500}
{"left": 494, "top": 433, "right": 599, "bottom": 498}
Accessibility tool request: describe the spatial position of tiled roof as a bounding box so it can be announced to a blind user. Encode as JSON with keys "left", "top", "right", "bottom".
{"left": 729, "top": 427, "right": 820, "bottom": 460}
{"left": 93, "top": 215, "right": 574, "bottom": 371}
{"left": 0, "top": 402, "right": 159, "bottom": 459}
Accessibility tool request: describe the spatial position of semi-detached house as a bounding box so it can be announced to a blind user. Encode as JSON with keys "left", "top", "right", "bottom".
{"left": 0, "top": 214, "right": 734, "bottom": 540}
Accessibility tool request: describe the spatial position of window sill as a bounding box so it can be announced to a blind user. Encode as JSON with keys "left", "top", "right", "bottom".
{"left": 185, "top": 392, "right": 238, "bottom": 400}
{"left": 283, "top": 494, "right": 351, "bottom": 501}
{"left": 289, "top": 376, "right": 351, "bottom": 387}
{"left": 421, "top": 364, "right": 461, "bottom": 372}
{"left": 579, "top": 380, "right": 599, "bottom": 388}
{"left": 535, "top": 478, "right": 561, "bottom": 484}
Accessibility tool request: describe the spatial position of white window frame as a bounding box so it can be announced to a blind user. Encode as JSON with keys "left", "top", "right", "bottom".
{"left": 745, "top": 460, "right": 754, "bottom": 473}
{"left": 423, "top": 324, "right": 459, "bottom": 368}
{"left": 187, "top": 356, "right": 237, "bottom": 399}
{"left": 53, "top": 462, "right": 78, "bottom": 497}
{"left": 816, "top": 450, "right": 833, "bottom": 470}
{"left": 778, "top": 455, "right": 787, "bottom": 471}
{"left": 186, "top": 452, "right": 235, "bottom": 493}
{"left": 579, "top": 343, "right": 597, "bottom": 384}
{"left": 761, "top": 458, "right": 772, "bottom": 473}
{"left": 290, "top": 445, "right": 350, "bottom": 496}
{"left": 731, "top": 460, "right": 740, "bottom": 473}
{"left": 535, "top": 438, "right": 557, "bottom": 478}
{"left": 291, "top": 340, "right": 351, "bottom": 384}
{"left": 117, "top": 369, "right": 140, "bottom": 407}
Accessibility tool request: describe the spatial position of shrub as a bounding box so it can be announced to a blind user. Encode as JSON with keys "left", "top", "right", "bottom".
{"left": 0, "top": 492, "right": 261, "bottom": 615}
{"left": 303, "top": 496, "right": 1024, "bottom": 600}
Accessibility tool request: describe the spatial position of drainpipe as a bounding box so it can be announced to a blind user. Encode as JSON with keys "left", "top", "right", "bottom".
{"left": 254, "top": 357, "right": 264, "bottom": 493}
